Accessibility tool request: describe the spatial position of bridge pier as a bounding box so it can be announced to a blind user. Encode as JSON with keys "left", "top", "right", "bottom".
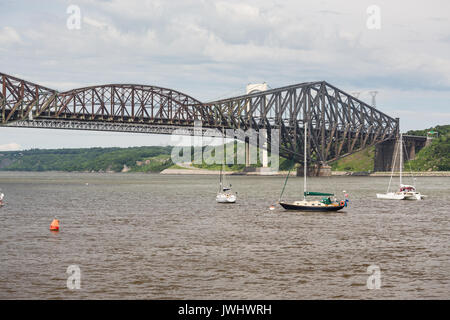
{"left": 374, "top": 135, "right": 429, "bottom": 172}
{"left": 408, "top": 141, "right": 416, "bottom": 160}
{"left": 296, "top": 164, "right": 331, "bottom": 177}
{"left": 245, "top": 140, "right": 251, "bottom": 167}
{"left": 243, "top": 132, "right": 272, "bottom": 174}
{"left": 374, "top": 139, "right": 396, "bottom": 172}
{"left": 244, "top": 83, "right": 269, "bottom": 170}
{"left": 260, "top": 130, "right": 268, "bottom": 168}
{"left": 244, "top": 130, "right": 268, "bottom": 168}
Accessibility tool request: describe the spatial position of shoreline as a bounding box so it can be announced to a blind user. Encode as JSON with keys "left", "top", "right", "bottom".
{"left": 0, "top": 170, "right": 449, "bottom": 177}
{"left": 368, "top": 171, "right": 450, "bottom": 177}
{"left": 159, "top": 169, "right": 450, "bottom": 177}
{"left": 160, "top": 169, "right": 450, "bottom": 177}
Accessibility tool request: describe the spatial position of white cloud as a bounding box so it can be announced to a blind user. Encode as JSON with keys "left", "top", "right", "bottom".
{"left": 83, "top": 17, "right": 109, "bottom": 29}
{"left": 0, "top": 26, "right": 22, "bottom": 46}
{"left": 215, "top": 2, "right": 260, "bottom": 19}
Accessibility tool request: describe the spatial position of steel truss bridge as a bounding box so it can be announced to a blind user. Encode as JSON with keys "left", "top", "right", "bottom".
{"left": 0, "top": 72, "right": 398, "bottom": 165}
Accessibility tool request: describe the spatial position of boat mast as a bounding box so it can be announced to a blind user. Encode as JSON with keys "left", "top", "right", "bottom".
{"left": 219, "top": 127, "right": 224, "bottom": 192}
{"left": 219, "top": 165, "right": 222, "bottom": 192}
{"left": 387, "top": 140, "right": 398, "bottom": 193}
{"left": 304, "top": 119, "right": 307, "bottom": 201}
{"left": 399, "top": 133, "right": 403, "bottom": 186}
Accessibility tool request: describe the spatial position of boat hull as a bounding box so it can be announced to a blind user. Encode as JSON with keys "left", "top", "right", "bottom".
{"left": 216, "top": 194, "right": 236, "bottom": 203}
{"left": 376, "top": 192, "right": 424, "bottom": 200}
{"left": 279, "top": 202, "right": 344, "bottom": 212}
{"left": 376, "top": 193, "right": 405, "bottom": 200}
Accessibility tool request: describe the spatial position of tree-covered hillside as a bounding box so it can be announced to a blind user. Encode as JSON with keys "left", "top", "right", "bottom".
{"left": 405, "top": 125, "right": 450, "bottom": 171}
{"left": 406, "top": 124, "right": 450, "bottom": 137}
{"left": 1, "top": 124, "right": 448, "bottom": 173}
{"left": 189, "top": 142, "right": 295, "bottom": 171}
{"left": 0, "top": 146, "right": 173, "bottom": 172}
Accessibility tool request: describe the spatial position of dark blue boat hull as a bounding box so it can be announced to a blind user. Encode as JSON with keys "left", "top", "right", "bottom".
{"left": 279, "top": 202, "right": 345, "bottom": 212}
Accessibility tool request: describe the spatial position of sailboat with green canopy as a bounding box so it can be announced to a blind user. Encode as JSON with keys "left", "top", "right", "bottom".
{"left": 304, "top": 192, "right": 334, "bottom": 197}
{"left": 278, "top": 119, "right": 347, "bottom": 212}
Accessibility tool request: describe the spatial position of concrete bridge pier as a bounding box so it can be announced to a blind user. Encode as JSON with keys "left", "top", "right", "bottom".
{"left": 243, "top": 132, "right": 273, "bottom": 175}
{"left": 374, "top": 135, "right": 429, "bottom": 172}
{"left": 374, "top": 139, "right": 396, "bottom": 172}
{"left": 244, "top": 83, "right": 269, "bottom": 171}
{"left": 296, "top": 164, "right": 332, "bottom": 177}
{"left": 260, "top": 130, "right": 268, "bottom": 168}
{"left": 245, "top": 139, "right": 251, "bottom": 167}
{"left": 244, "top": 136, "right": 268, "bottom": 167}
{"left": 408, "top": 142, "right": 416, "bottom": 161}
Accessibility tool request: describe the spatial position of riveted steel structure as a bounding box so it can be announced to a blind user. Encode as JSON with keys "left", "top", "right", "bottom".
{"left": 203, "top": 81, "right": 399, "bottom": 163}
{"left": 1, "top": 72, "right": 399, "bottom": 165}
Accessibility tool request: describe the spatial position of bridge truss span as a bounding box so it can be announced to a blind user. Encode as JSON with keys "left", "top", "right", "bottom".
{"left": 205, "top": 81, "right": 399, "bottom": 163}
{"left": 0, "top": 72, "right": 215, "bottom": 126}
{"left": 1, "top": 72, "right": 399, "bottom": 165}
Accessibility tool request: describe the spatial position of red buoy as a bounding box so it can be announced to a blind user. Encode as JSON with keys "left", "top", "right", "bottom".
{"left": 50, "top": 219, "right": 60, "bottom": 231}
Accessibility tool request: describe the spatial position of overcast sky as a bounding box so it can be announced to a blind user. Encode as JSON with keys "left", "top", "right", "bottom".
{"left": 1, "top": 0, "right": 449, "bottom": 150}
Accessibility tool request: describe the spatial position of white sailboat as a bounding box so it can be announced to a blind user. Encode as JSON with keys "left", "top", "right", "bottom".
{"left": 216, "top": 130, "right": 237, "bottom": 204}
{"left": 216, "top": 164, "right": 236, "bottom": 203}
{"left": 376, "top": 133, "right": 425, "bottom": 200}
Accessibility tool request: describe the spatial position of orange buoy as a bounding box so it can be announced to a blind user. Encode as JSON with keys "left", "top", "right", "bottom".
{"left": 340, "top": 200, "right": 345, "bottom": 207}
{"left": 50, "top": 219, "right": 60, "bottom": 231}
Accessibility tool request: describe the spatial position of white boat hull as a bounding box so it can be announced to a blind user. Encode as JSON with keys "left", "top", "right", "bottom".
{"left": 377, "top": 192, "right": 425, "bottom": 200}
{"left": 405, "top": 192, "right": 425, "bottom": 200}
{"left": 216, "top": 193, "right": 236, "bottom": 203}
{"left": 377, "top": 193, "right": 405, "bottom": 200}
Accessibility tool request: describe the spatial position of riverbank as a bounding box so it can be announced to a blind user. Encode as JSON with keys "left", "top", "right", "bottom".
{"left": 161, "top": 168, "right": 450, "bottom": 177}
{"left": 369, "top": 171, "right": 450, "bottom": 177}
{"left": 333, "top": 171, "right": 450, "bottom": 177}
{"left": 160, "top": 168, "right": 290, "bottom": 175}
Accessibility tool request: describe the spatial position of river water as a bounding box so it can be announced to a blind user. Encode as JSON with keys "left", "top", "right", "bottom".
{"left": 0, "top": 172, "right": 448, "bottom": 299}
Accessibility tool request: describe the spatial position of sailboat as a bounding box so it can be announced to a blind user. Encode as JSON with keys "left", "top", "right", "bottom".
{"left": 279, "top": 120, "right": 346, "bottom": 212}
{"left": 376, "top": 133, "right": 425, "bottom": 200}
{"left": 216, "top": 130, "right": 237, "bottom": 204}
{"left": 216, "top": 165, "right": 237, "bottom": 203}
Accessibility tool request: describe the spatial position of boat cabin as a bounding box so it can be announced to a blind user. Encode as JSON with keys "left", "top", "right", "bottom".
{"left": 399, "top": 185, "right": 416, "bottom": 192}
